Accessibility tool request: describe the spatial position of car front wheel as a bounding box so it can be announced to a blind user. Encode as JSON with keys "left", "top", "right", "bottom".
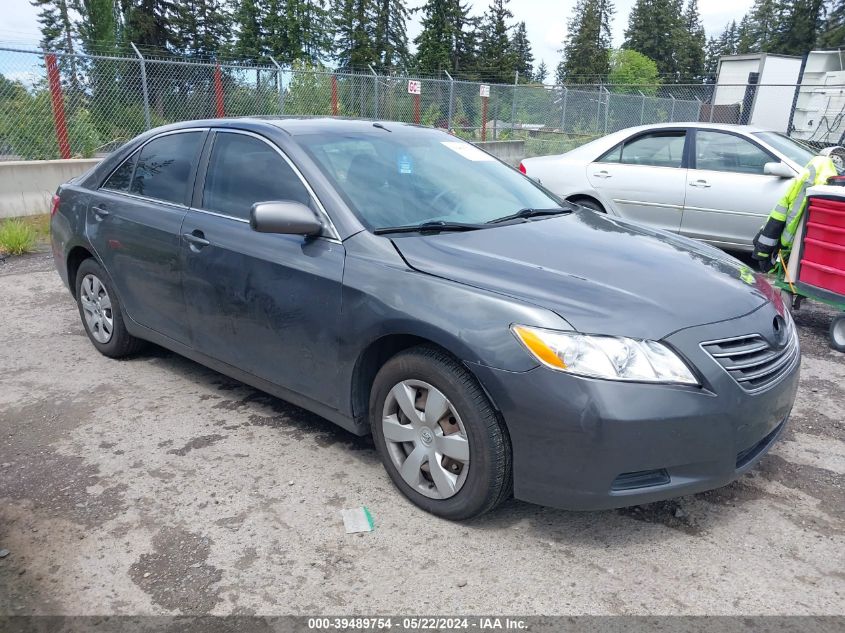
{"left": 370, "top": 346, "right": 512, "bottom": 519}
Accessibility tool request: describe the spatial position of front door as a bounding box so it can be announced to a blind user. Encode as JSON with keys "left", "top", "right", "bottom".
{"left": 586, "top": 130, "right": 689, "bottom": 233}
{"left": 180, "top": 130, "right": 346, "bottom": 410}
{"left": 87, "top": 130, "right": 205, "bottom": 344}
{"left": 682, "top": 129, "right": 787, "bottom": 250}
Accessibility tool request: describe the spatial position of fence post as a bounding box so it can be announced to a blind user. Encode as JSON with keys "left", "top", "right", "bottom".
{"left": 639, "top": 90, "right": 646, "bottom": 125}
{"left": 369, "top": 64, "right": 378, "bottom": 119}
{"left": 270, "top": 56, "right": 285, "bottom": 115}
{"left": 560, "top": 86, "right": 568, "bottom": 131}
{"left": 669, "top": 94, "right": 676, "bottom": 122}
{"left": 44, "top": 52, "right": 71, "bottom": 159}
{"left": 603, "top": 86, "right": 609, "bottom": 134}
{"left": 213, "top": 62, "right": 225, "bottom": 117}
{"left": 481, "top": 93, "right": 488, "bottom": 141}
{"left": 130, "top": 43, "right": 151, "bottom": 130}
{"left": 595, "top": 83, "right": 601, "bottom": 134}
{"left": 511, "top": 70, "right": 518, "bottom": 131}
{"left": 414, "top": 87, "right": 421, "bottom": 125}
{"left": 445, "top": 70, "right": 454, "bottom": 131}
{"left": 331, "top": 75, "right": 338, "bottom": 116}
{"left": 694, "top": 96, "right": 702, "bottom": 123}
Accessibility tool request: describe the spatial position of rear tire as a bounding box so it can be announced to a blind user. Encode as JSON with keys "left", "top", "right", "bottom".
{"left": 75, "top": 258, "right": 145, "bottom": 358}
{"left": 831, "top": 315, "right": 845, "bottom": 353}
{"left": 570, "top": 197, "right": 605, "bottom": 213}
{"left": 370, "top": 346, "right": 512, "bottom": 520}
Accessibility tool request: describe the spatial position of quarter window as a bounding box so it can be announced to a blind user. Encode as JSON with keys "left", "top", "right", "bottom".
{"left": 102, "top": 152, "right": 136, "bottom": 192}
{"left": 618, "top": 132, "right": 686, "bottom": 168}
{"left": 129, "top": 132, "right": 203, "bottom": 204}
{"left": 695, "top": 131, "right": 772, "bottom": 175}
{"left": 202, "top": 132, "right": 311, "bottom": 220}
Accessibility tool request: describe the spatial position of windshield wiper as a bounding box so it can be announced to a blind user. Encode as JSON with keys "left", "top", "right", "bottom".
{"left": 373, "top": 220, "right": 487, "bottom": 235}
{"left": 486, "top": 207, "right": 571, "bottom": 225}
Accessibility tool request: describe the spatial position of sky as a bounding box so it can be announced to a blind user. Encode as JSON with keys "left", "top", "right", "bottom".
{"left": 0, "top": 0, "right": 755, "bottom": 69}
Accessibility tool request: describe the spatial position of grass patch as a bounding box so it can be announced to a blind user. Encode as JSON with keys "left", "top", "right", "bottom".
{"left": 0, "top": 218, "right": 38, "bottom": 256}
{"left": 19, "top": 213, "right": 51, "bottom": 241}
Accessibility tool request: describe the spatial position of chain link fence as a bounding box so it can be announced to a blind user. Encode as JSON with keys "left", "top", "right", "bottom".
{"left": 1, "top": 45, "right": 843, "bottom": 162}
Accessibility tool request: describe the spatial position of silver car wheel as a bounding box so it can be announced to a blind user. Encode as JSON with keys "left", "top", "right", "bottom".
{"left": 80, "top": 273, "right": 114, "bottom": 344}
{"left": 833, "top": 317, "right": 845, "bottom": 347}
{"left": 382, "top": 379, "right": 470, "bottom": 500}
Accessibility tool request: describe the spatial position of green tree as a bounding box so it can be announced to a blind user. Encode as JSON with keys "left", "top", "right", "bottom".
{"left": 608, "top": 48, "right": 660, "bottom": 91}
{"left": 477, "top": 0, "right": 516, "bottom": 83}
{"left": 373, "top": 0, "right": 410, "bottom": 72}
{"left": 32, "top": 0, "right": 80, "bottom": 91}
{"left": 413, "top": 0, "right": 476, "bottom": 75}
{"left": 511, "top": 21, "right": 534, "bottom": 81}
{"left": 232, "top": 0, "right": 265, "bottom": 61}
{"left": 676, "top": 0, "right": 706, "bottom": 80}
{"left": 623, "top": 0, "right": 685, "bottom": 78}
{"left": 820, "top": 0, "right": 845, "bottom": 46}
{"left": 333, "top": 0, "right": 376, "bottom": 69}
{"left": 172, "top": 0, "right": 231, "bottom": 57}
{"left": 75, "top": 0, "right": 118, "bottom": 53}
{"left": 557, "top": 0, "right": 614, "bottom": 84}
{"left": 534, "top": 59, "right": 548, "bottom": 83}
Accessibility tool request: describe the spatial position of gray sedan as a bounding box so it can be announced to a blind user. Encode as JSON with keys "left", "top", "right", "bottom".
{"left": 521, "top": 123, "right": 818, "bottom": 251}
{"left": 51, "top": 118, "right": 799, "bottom": 519}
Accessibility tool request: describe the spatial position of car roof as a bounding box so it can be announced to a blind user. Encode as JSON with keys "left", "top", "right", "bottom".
{"left": 156, "top": 116, "right": 429, "bottom": 137}
{"left": 608, "top": 122, "right": 773, "bottom": 135}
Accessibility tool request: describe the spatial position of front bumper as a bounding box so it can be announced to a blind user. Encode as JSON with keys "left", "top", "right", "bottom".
{"left": 470, "top": 306, "right": 800, "bottom": 511}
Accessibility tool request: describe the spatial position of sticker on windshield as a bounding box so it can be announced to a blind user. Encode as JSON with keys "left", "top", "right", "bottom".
{"left": 397, "top": 154, "right": 413, "bottom": 174}
{"left": 440, "top": 141, "right": 495, "bottom": 161}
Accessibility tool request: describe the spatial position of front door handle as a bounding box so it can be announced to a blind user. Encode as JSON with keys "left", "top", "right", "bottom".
{"left": 92, "top": 205, "right": 110, "bottom": 219}
{"left": 593, "top": 170, "right": 612, "bottom": 179}
{"left": 689, "top": 179, "right": 711, "bottom": 188}
{"left": 183, "top": 231, "right": 210, "bottom": 250}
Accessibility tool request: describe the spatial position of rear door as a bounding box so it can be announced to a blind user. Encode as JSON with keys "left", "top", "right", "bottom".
{"left": 586, "top": 129, "right": 689, "bottom": 233}
{"left": 88, "top": 129, "right": 206, "bottom": 344}
{"left": 682, "top": 129, "right": 785, "bottom": 249}
{"left": 180, "top": 130, "right": 346, "bottom": 409}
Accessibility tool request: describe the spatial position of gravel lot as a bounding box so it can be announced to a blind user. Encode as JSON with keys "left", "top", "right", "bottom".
{"left": 0, "top": 251, "right": 843, "bottom": 616}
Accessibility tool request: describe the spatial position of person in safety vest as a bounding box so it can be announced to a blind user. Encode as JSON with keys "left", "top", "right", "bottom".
{"left": 752, "top": 155, "right": 838, "bottom": 270}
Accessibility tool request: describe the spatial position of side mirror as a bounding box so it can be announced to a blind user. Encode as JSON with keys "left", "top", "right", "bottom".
{"left": 250, "top": 201, "right": 323, "bottom": 236}
{"left": 764, "top": 162, "right": 794, "bottom": 178}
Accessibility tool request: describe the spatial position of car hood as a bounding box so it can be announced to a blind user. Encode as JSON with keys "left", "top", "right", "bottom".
{"left": 391, "top": 211, "right": 773, "bottom": 340}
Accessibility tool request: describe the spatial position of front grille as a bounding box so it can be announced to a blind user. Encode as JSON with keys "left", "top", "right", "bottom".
{"left": 701, "top": 322, "right": 798, "bottom": 392}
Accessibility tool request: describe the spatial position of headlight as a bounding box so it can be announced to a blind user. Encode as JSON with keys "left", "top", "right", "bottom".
{"left": 512, "top": 325, "right": 699, "bottom": 385}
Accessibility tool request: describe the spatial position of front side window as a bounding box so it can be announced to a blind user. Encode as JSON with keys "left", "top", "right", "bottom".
{"left": 130, "top": 132, "right": 203, "bottom": 204}
{"left": 618, "top": 132, "right": 686, "bottom": 168}
{"left": 102, "top": 151, "right": 137, "bottom": 192}
{"left": 695, "top": 131, "right": 772, "bottom": 175}
{"left": 297, "top": 129, "right": 562, "bottom": 230}
{"left": 202, "top": 133, "right": 311, "bottom": 220}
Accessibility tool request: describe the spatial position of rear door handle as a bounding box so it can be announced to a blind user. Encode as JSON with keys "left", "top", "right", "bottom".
{"left": 593, "top": 170, "right": 612, "bottom": 179}
{"left": 92, "top": 205, "right": 110, "bottom": 219}
{"left": 183, "top": 231, "right": 210, "bottom": 250}
{"left": 690, "top": 179, "right": 711, "bottom": 188}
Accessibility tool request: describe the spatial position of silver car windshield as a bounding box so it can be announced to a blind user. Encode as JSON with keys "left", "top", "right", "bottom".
{"left": 754, "top": 132, "right": 816, "bottom": 166}
{"left": 297, "top": 129, "right": 562, "bottom": 230}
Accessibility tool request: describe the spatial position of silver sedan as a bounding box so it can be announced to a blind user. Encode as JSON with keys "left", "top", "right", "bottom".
{"left": 520, "top": 123, "right": 817, "bottom": 251}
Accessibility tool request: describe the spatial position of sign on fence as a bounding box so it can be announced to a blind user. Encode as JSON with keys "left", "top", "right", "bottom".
{"left": 407, "top": 80, "right": 421, "bottom": 95}
{"left": 479, "top": 84, "right": 490, "bottom": 98}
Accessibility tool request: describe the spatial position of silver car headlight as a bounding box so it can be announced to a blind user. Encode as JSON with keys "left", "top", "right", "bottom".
{"left": 512, "top": 325, "right": 699, "bottom": 385}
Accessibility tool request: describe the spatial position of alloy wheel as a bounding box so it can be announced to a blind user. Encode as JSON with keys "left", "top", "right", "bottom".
{"left": 80, "top": 273, "right": 114, "bottom": 344}
{"left": 382, "top": 380, "right": 470, "bottom": 500}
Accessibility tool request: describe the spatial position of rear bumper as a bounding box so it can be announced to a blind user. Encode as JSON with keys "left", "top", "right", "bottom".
{"left": 469, "top": 308, "right": 800, "bottom": 511}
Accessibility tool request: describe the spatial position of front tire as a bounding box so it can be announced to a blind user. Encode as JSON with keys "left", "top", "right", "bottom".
{"left": 831, "top": 315, "right": 845, "bottom": 353}
{"left": 370, "top": 346, "right": 512, "bottom": 520}
{"left": 75, "top": 258, "right": 145, "bottom": 358}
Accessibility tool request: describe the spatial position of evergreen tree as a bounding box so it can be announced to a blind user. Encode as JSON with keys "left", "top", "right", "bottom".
{"left": 333, "top": 0, "right": 376, "bottom": 69}
{"left": 232, "top": 0, "right": 265, "bottom": 61}
{"left": 511, "top": 21, "right": 534, "bottom": 81}
{"left": 173, "top": 0, "right": 231, "bottom": 57}
{"left": 32, "top": 0, "right": 77, "bottom": 52}
{"left": 820, "top": 0, "right": 845, "bottom": 46}
{"left": 373, "top": 0, "right": 410, "bottom": 72}
{"left": 534, "top": 59, "right": 548, "bottom": 83}
{"left": 777, "top": 0, "right": 826, "bottom": 54}
{"left": 477, "top": 0, "right": 516, "bottom": 83}
{"left": 676, "top": 0, "right": 705, "bottom": 80}
{"left": 557, "top": 0, "right": 614, "bottom": 84}
{"left": 121, "top": 0, "right": 180, "bottom": 52}
{"left": 623, "top": 0, "right": 685, "bottom": 78}
{"left": 414, "top": 0, "right": 476, "bottom": 75}
{"left": 75, "top": 0, "right": 118, "bottom": 53}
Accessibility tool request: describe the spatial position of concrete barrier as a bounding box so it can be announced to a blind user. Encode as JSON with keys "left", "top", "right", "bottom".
{"left": 474, "top": 140, "right": 526, "bottom": 166}
{"left": 0, "top": 158, "right": 101, "bottom": 218}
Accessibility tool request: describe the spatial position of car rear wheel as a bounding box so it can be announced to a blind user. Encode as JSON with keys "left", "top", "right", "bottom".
{"left": 370, "top": 346, "right": 512, "bottom": 519}
{"left": 831, "top": 315, "right": 845, "bottom": 353}
{"left": 76, "top": 258, "right": 145, "bottom": 358}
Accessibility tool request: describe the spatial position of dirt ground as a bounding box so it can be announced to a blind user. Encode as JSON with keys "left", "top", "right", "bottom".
{"left": 0, "top": 251, "right": 842, "bottom": 616}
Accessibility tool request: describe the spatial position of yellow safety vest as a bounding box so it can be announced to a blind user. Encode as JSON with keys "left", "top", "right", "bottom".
{"left": 770, "top": 155, "right": 838, "bottom": 249}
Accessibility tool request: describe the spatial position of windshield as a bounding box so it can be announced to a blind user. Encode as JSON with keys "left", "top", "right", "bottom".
{"left": 296, "top": 127, "right": 562, "bottom": 230}
{"left": 754, "top": 132, "right": 816, "bottom": 166}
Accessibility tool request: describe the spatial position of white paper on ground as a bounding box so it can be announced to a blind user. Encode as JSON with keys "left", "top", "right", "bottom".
{"left": 341, "top": 507, "right": 374, "bottom": 533}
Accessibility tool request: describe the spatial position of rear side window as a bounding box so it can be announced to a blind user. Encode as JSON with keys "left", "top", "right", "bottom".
{"left": 130, "top": 132, "right": 203, "bottom": 204}
{"left": 202, "top": 132, "right": 310, "bottom": 219}
{"left": 102, "top": 152, "right": 137, "bottom": 192}
{"left": 609, "top": 132, "right": 686, "bottom": 168}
